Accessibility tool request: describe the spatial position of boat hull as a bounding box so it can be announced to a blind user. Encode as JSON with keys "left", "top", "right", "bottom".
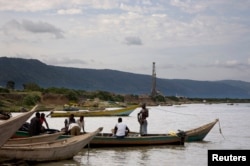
{"left": 0, "top": 105, "right": 38, "bottom": 147}
{"left": 50, "top": 105, "right": 138, "bottom": 117}
{"left": 89, "top": 133, "right": 185, "bottom": 148}
{"left": 6, "top": 132, "right": 64, "bottom": 145}
{"left": 185, "top": 119, "right": 219, "bottom": 142}
{"left": 0, "top": 127, "right": 102, "bottom": 161}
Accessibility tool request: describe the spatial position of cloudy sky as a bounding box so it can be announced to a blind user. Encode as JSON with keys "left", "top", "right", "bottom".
{"left": 0, "top": 0, "right": 250, "bottom": 82}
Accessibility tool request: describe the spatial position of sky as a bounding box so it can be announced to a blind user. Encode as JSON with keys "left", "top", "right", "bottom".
{"left": 0, "top": 0, "right": 250, "bottom": 82}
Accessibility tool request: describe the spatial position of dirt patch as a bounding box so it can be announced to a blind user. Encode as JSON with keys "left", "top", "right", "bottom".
{"left": 41, "top": 93, "right": 69, "bottom": 105}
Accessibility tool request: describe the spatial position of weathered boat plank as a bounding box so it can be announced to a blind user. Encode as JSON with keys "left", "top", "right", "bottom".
{"left": 0, "top": 127, "right": 103, "bottom": 161}
{"left": 0, "top": 105, "right": 38, "bottom": 147}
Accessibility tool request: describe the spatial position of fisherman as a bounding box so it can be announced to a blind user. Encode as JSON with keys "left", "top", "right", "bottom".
{"left": 40, "top": 113, "right": 49, "bottom": 132}
{"left": 114, "top": 117, "right": 130, "bottom": 138}
{"left": 77, "top": 115, "right": 85, "bottom": 133}
{"left": 137, "top": 103, "right": 149, "bottom": 136}
{"left": 29, "top": 112, "right": 41, "bottom": 136}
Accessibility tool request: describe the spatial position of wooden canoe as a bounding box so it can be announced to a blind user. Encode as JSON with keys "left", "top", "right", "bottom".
{"left": 110, "top": 119, "right": 218, "bottom": 142}
{"left": 13, "top": 131, "right": 185, "bottom": 147}
{"left": 185, "top": 119, "right": 219, "bottom": 142}
{"left": 0, "top": 105, "right": 38, "bottom": 147}
{"left": 0, "top": 127, "right": 103, "bottom": 161}
{"left": 11, "top": 119, "right": 219, "bottom": 147}
{"left": 87, "top": 132, "right": 186, "bottom": 148}
{"left": 50, "top": 105, "right": 138, "bottom": 117}
{"left": 88, "top": 118, "right": 219, "bottom": 147}
{"left": 5, "top": 131, "right": 64, "bottom": 145}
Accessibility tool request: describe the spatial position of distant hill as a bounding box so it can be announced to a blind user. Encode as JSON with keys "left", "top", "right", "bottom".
{"left": 1, "top": 57, "right": 250, "bottom": 98}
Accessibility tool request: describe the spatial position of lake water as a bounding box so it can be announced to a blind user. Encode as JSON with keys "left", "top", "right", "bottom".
{"left": 10, "top": 103, "right": 250, "bottom": 165}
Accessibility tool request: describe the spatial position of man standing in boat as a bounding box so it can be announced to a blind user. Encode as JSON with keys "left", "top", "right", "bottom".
{"left": 138, "top": 103, "right": 149, "bottom": 136}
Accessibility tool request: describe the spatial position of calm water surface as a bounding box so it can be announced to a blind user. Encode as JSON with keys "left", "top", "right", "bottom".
{"left": 14, "top": 103, "right": 250, "bottom": 165}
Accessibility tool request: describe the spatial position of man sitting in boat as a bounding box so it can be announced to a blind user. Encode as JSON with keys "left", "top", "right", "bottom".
{"left": 114, "top": 117, "right": 130, "bottom": 138}
{"left": 77, "top": 115, "right": 85, "bottom": 133}
{"left": 28, "top": 112, "right": 42, "bottom": 136}
{"left": 62, "top": 114, "right": 76, "bottom": 133}
{"left": 40, "top": 113, "right": 49, "bottom": 132}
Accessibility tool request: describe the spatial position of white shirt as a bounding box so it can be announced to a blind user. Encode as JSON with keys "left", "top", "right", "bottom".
{"left": 77, "top": 119, "right": 85, "bottom": 132}
{"left": 68, "top": 123, "right": 80, "bottom": 131}
{"left": 115, "top": 123, "right": 128, "bottom": 136}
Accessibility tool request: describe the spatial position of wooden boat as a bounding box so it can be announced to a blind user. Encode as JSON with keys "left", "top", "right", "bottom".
{"left": 0, "top": 105, "right": 38, "bottom": 147}
{"left": 0, "top": 127, "right": 103, "bottom": 161}
{"left": 13, "top": 130, "right": 185, "bottom": 148}
{"left": 87, "top": 119, "right": 219, "bottom": 147}
{"left": 5, "top": 131, "right": 64, "bottom": 145}
{"left": 11, "top": 130, "right": 34, "bottom": 139}
{"left": 105, "top": 119, "right": 218, "bottom": 143}
{"left": 50, "top": 105, "right": 138, "bottom": 117}
{"left": 88, "top": 132, "right": 186, "bottom": 147}
{"left": 185, "top": 119, "right": 219, "bottom": 142}
{"left": 11, "top": 128, "right": 60, "bottom": 139}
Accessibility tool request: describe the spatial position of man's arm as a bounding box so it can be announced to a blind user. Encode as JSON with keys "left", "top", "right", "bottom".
{"left": 114, "top": 126, "right": 118, "bottom": 134}
{"left": 126, "top": 126, "right": 130, "bottom": 133}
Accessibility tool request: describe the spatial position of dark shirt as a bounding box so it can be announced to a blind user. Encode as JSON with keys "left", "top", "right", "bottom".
{"left": 69, "top": 117, "right": 76, "bottom": 124}
{"left": 29, "top": 117, "right": 41, "bottom": 136}
{"left": 138, "top": 108, "right": 149, "bottom": 124}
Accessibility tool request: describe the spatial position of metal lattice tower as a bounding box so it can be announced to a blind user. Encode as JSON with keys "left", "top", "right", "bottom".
{"left": 151, "top": 62, "right": 157, "bottom": 97}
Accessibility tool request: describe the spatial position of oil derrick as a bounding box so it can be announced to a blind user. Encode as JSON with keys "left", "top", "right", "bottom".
{"left": 151, "top": 62, "right": 158, "bottom": 97}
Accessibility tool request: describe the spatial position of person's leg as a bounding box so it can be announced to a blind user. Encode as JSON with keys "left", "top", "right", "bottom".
{"left": 139, "top": 124, "right": 142, "bottom": 135}
{"left": 144, "top": 120, "right": 148, "bottom": 135}
{"left": 141, "top": 120, "right": 148, "bottom": 135}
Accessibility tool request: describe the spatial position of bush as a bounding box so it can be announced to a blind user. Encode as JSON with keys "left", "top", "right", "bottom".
{"left": 23, "top": 94, "right": 41, "bottom": 106}
{"left": 0, "top": 87, "right": 9, "bottom": 93}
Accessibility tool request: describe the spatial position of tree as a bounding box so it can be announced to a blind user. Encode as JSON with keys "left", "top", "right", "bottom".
{"left": 22, "top": 94, "right": 41, "bottom": 106}
{"left": 6, "top": 80, "right": 15, "bottom": 90}
{"left": 23, "top": 83, "right": 41, "bottom": 91}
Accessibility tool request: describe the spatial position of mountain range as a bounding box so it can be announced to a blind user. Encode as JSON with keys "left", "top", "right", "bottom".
{"left": 1, "top": 57, "right": 250, "bottom": 99}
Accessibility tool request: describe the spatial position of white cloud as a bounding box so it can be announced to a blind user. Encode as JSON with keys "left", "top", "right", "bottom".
{"left": 0, "top": 0, "right": 62, "bottom": 12}
{"left": 0, "top": 0, "right": 250, "bottom": 82}
{"left": 225, "top": 60, "right": 239, "bottom": 66}
{"left": 57, "top": 8, "right": 82, "bottom": 15}
{"left": 170, "top": 0, "right": 207, "bottom": 14}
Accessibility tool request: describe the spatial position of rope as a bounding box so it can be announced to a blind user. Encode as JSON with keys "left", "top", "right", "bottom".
{"left": 87, "top": 143, "right": 90, "bottom": 157}
{"left": 218, "top": 119, "right": 225, "bottom": 139}
{"left": 153, "top": 107, "right": 198, "bottom": 116}
{"left": 154, "top": 107, "right": 225, "bottom": 140}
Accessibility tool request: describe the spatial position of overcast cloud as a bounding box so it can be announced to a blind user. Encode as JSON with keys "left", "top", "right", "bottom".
{"left": 0, "top": 0, "right": 250, "bottom": 82}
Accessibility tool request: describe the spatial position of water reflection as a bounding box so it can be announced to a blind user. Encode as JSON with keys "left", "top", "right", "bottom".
{"left": 75, "top": 145, "right": 185, "bottom": 166}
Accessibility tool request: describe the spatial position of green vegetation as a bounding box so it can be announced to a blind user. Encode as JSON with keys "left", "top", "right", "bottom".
{"left": 1, "top": 84, "right": 250, "bottom": 112}
{"left": 0, "top": 85, "right": 127, "bottom": 112}
{"left": 22, "top": 94, "right": 41, "bottom": 106}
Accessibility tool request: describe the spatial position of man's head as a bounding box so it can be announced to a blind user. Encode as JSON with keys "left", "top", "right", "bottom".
{"left": 141, "top": 103, "right": 146, "bottom": 108}
{"left": 35, "top": 112, "right": 40, "bottom": 118}
{"left": 118, "top": 117, "right": 122, "bottom": 123}
{"left": 41, "top": 113, "right": 45, "bottom": 118}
